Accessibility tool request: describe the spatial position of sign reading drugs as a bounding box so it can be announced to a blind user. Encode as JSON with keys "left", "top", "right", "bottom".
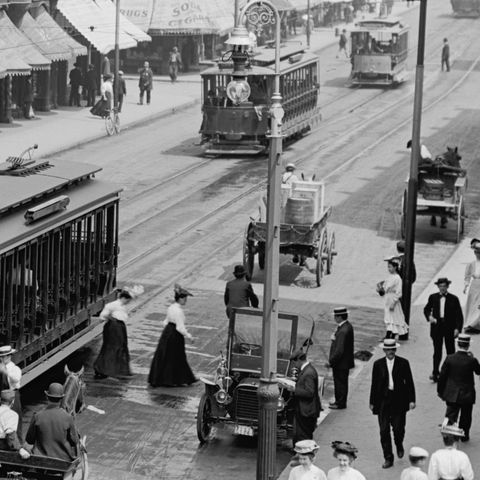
{"left": 119, "top": 0, "right": 154, "bottom": 32}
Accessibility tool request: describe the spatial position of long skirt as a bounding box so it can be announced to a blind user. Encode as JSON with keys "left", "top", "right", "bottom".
{"left": 94, "top": 319, "right": 131, "bottom": 377}
{"left": 465, "top": 278, "right": 480, "bottom": 331}
{"left": 148, "top": 323, "right": 195, "bottom": 387}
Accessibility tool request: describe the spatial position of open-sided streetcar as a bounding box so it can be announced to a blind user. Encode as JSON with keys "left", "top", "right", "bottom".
{"left": 196, "top": 308, "right": 316, "bottom": 443}
{"left": 0, "top": 146, "right": 120, "bottom": 384}
{"left": 451, "top": 0, "right": 480, "bottom": 16}
{"left": 200, "top": 44, "right": 320, "bottom": 155}
{"left": 350, "top": 17, "right": 409, "bottom": 86}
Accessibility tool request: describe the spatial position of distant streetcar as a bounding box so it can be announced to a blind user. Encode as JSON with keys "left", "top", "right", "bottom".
{"left": 350, "top": 17, "right": 409, "bottom": 86}
{"left": 199, "top": 44, "right": 320, "bottom": 156}
{"left": 0, "top": 147, "right": 121, "bottom": 384}
{"left": 451, "top": 0, "right": 480, "bottom": 16}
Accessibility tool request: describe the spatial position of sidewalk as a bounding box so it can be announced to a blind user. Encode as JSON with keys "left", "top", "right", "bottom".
{"left": 278, "top": 235, "right": 480, "bottom": 480}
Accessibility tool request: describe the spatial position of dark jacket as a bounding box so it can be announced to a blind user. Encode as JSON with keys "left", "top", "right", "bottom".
{"left": 397, "top": 254, "right": 416, "bottom": 284}
{"left": 138, "top": 68, "right": 153, "bottom": 90}
{"left": 224, "top": 277, "right": 259, "bottom": 317}
{"left": 69, "top": 68, "right": 83, "bottom": 87}
{"left": 86, "top": 69, "right": 98, "bottom": 90}
{"left": 442, "top": 43, "right": 450, "bottom": 60}
{"left": 438, "top": 351, "right": 480, "bottom": 405}
{"left": 369, "top": 355, "right": 415, "bottom": 415}
{"left": 294, "top": 362, "right": 321, "bottom": 419}
{"left": 329, "top": 320, "right": 354, "bottom": 370}
{"left": 423, "top": 292, "right": 463, "bottom": 335}
{"left": 117, "top": 77, "right": 127, "bottom": 95}
{"left": 26, "top": 404, "right": 78, "bottom": 461}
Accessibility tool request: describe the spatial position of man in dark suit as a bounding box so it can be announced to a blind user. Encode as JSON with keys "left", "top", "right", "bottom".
{"left": 396, "top": 240, "right": 416, "bottom": 314}
{"left": 423, "top": 277, "right": 463, "bottom": 382}
{"left": 437, "top": 334, "right": 480, "bottom": 442}
{"left": 369, "top": 339, "right": 416, "bottom": 469}
{"left": 327, "top": 307, "right": 354, "bottom": 410}
{"left": 289, "top": 349, "right": 321, "bottom": 445}
{"left": 224, "top": 265, "right": 259, "bottom": 318}
{"left": 26, "top": 383, "right": 78, "bottom": 461}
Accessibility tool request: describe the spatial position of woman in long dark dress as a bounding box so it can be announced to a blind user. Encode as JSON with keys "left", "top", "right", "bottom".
{"left": 148, "top": 284, "right": 197, "bottom": 387}
{"left": 94, "top": 286, "right": 143, "bottom": 379}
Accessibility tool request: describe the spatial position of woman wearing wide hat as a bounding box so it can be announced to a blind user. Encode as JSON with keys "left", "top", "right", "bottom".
{"left": 288, "top": 440, "right": 326, "bottom": 480}
{"left": 148, "top": 284, "right": 197, "bottom": 387}
{"left": 463, "top": 238, "right": 480, "bottom": 332}
{"left": 327, "top": 441, "right": 366, "bottom": 480}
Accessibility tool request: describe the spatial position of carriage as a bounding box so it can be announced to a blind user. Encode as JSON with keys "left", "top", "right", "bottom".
{"left": 196, "top": 307, "right": 316, "bottom": 443}
{"left": 451, "top": 0, "right": 480, "bottom": 16}
{"left": 350, "top": 17, "right": 409, "bottom": 86}
{"left": 0, "top": 145, "right": 120, "bottom": 385}
{"left": 199, "top": 44, "right": 320, "bottom": 155}
{"left": 400, "top": 147, "right": 467, "bottom": 243}
{"left": 243, "top": 180, "right": 336, "bottom": 287}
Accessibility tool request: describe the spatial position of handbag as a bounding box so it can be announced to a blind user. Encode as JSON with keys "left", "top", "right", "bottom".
{"left": 376, "top": 281, "right": 385, "bottom": 297}
{"left": 90, "top": 98, "right": 109, "bottom": 117}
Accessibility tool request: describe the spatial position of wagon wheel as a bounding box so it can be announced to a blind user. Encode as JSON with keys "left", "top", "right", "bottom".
{"left": 242, "top": 223, "right": 255, "bottom": 279}
{"left": 316, "top": 230, "right": 327, "bottom": 287}
{"left": 258, "top": 242, "right": 265, "bottom": 270}
{"left": 400, "top": 189, "right": 407, "bottom": 239}
{"left": 71, "top": 435, "right": 89, "bottom": 480}
{"left": 456, "top": 195, "right": 465, "bottom": 243}
{"left": 326, "top": 231, "right": 336, "bottom": 275}
{"left": 197, "top": 393, "right": 214, "bottom": 444}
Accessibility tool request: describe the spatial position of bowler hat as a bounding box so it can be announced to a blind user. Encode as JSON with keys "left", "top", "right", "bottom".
{"left": 0, "top": 390, "right": 15, "bottom": 403}
{"left": 290, "top": 349, "right": 306, "bottom": 361}
{"left": 382, "top": 339, "right": 399, "bottom": 350}
{"left": 45, "top": 383, "right": 65, "bottom": 399}
{"left": 333, "top": 307, "right": 348, "bottom": 316}
{"left": 294, "top": 439, "right": 319, "bottom": 454}
{"left": 233, "top": 265, "right": 246, "bottom": 277}
{"left": 434, "top": 277, "right": 451, "bottom": 286}
{"left": 409, "top": 446, "right": 428, "bottom": 458}
{"left": 0, "top": 345, "right": 16, "bottom": 357}
{"left": 396, "top": 240, "right": 405, "bottom": 253}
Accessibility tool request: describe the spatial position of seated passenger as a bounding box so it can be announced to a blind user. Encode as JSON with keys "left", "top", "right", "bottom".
{"left": 0, "top": 389, "right": 30, "bottom": 459}
{"left": 26, "top": 383, "right": 78, "bottom": 461}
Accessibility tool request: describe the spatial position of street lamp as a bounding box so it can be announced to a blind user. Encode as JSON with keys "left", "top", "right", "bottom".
{"left": 227, "top": 2, "right": 283, "bottom": 479}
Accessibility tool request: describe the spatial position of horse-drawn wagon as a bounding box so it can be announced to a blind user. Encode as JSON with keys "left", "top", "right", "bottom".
{"left": 243, "top": 180, "right": 336, "bottom": 286}
{"left": 400, "top": 147, "right": 467, "bottom": 243}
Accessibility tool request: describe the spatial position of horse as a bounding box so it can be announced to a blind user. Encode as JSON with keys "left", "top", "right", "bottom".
{"left": 434, "top": 145, "right": 463, "bottom": 170}
{"left": 61, "top": 365, "right": 86, "bottom": 416}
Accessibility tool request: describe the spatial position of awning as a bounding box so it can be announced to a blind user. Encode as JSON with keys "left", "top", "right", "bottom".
{"left": 31, "top": 6, "right": 87, "bottom": 59}
{"left": 0, "top": 10, "right": 50, "bottom": 71}
{"left": 288, "top": 0, "right": 324, "bottom": 9}
{"left": 0, "top": 64, "right": 7, "bottom": 80}
{"left": 94, "top": 0, "right": 151, "bottom": 43}
{"left": 0, "top": 42, "right": 31, "bottom": 77}
{"left": 56, "top": 0, "right": 139, "bottom": 54}
{"left": 149, "top": 0, "right": 235, "bottom": 36}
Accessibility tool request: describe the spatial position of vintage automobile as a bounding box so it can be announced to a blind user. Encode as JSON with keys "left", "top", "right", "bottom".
{"left": 196, "top": 307, "right": 315, "bottom": 443}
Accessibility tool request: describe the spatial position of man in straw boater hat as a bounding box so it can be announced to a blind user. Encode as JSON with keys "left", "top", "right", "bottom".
{"left": 427, "top": 424, "right": 473, "bottom": 480}
{"left": 26, "top": 383, "right": 79, "bottom": 462}
{"left": 224, "top": 265, "right": 259, "bottom": 319}
{"left": 369, "top": 339, "right": 416, "bottom": 469}
{"left": 437, "top": 333, "right": 480, "bottom": 442}
{"left": 282, "top": 163, "right": 299, "bottom": 186}
{"left": 327, "top": 307, "right": 354, "bottom": 410}
{"left": 423, "top": 277, "right": 463, "bottom": 383}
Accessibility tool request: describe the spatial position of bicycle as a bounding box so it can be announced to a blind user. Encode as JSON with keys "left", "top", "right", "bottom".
{"left": 104, "top": 107, "right": 121, "bottom": 136}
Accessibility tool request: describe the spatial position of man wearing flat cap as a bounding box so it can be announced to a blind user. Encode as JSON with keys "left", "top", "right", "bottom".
{"left": 288, "top": 349, "right": 321, "bottom": 445}
{"left": 26, "top": 383, "right": 79, "bottom": 461}
{"left": 224, "top": 265, "right": 259, "bottom": 319}
{"left": 327, "top": 307, "right": 354, "bottom": 410}
{"left": 437, "top": 334, "right": 480, "bottom": 442}
{"left": 423, "top": 277, "right": 463, "bottom": 383}
{"left": 369, "top": 339, "right": 416, "bottom": 469}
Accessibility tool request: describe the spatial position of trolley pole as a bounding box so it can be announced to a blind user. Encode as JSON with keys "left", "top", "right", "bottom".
{"left": 113, "top": 0, "right": 120, "bottom": 109}
{"left": 403, "top": 0, "right": 428, "bottom": 338}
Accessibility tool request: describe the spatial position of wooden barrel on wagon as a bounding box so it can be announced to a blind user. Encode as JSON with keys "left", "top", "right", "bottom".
{"left": 284, "top": 197, "right": 315, "bottom": 224}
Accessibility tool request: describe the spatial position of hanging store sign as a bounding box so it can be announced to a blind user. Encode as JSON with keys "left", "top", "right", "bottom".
{"left": 119, "top": 0, "right": 154, "bottom": 32}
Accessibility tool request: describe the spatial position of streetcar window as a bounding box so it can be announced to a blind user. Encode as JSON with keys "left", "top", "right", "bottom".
{"left": 248, "top": 76, "right": 268, "bottom": 104}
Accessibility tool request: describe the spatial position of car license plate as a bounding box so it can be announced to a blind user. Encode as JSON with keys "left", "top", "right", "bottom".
{"left": 234, "top": 425, "right": 254, "bottom": 437}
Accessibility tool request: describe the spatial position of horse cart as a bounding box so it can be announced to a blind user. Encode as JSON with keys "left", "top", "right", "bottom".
{"left": 196, "top": 307, "right": 316, "bottom": 443}
{"left": 243, "top": 181, "right": 336, "bottom": 286}
{"left": 400, "top": 148, "right": 467, "bottom": 243}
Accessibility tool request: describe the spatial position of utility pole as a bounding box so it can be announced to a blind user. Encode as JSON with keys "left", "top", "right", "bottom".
{"left": 306, "top": 0, "right": 311, "bottom": 48}
{"left": 114, "top": 0, "right": 120, "bottom": 109}
{"left": 403, "top": 0, "right": 428, "bottom": 339}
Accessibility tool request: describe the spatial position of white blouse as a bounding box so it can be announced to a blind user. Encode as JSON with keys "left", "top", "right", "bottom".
{"left": 327, "top": 466, "right": 366, "bottom": 480}
{"left": 163, "top": 302, "right": 192, "bottom": 339}
{"left": 5, "top": 361, "right": 21, "bottom": 390}
{"left": 99, "top": 299, "right": 128, "bottom": 322}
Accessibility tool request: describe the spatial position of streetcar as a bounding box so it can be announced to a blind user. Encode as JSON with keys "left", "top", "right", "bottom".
{"left": 199, "top": 44, "right": 321, "bottom": 155}
{"left": 0, "top": 145, "right": 121, "bottom": 384}
{"left": 451, "top": 0, "right": 480, "bottom": 16}
{"left": 350, "top": 17, "right": 409, "bottom": 86}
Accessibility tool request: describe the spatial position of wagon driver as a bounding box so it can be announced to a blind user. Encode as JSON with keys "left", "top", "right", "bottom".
{"left": 282, "top": 163, "right": 299, "bottom": 186}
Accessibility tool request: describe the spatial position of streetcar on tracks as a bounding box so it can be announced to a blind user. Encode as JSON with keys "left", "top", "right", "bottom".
{"left": 350, "top": 17, "right": 409, "bottom": 86}
{"left": 400, "top": 146, "right": 466, "bottom": 243}
{"left": 451, "top": 0, "right": 480, "bottom": 16}
{"left": 196, "top": 307, "right": 316, "bottom": 443}
{"left": 0, "top": 145, "right": 121, "bottom": 384}
{"left": 199, "top": 44, "right": 320, "bottom": 155}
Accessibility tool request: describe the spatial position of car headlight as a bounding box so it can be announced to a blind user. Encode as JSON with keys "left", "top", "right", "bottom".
{"left": 277, "top": 397, "right": 285, "bottom": 411}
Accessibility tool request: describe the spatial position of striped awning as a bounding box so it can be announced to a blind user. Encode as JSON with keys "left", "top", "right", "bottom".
{"left": 149, "top": 0, "right": 234, "bottom": 36}
{"left": 56, "top": 0, "right": 139, "bottom": 54}
{"left": 0, "top": 38, "right": 32, "bottom": 77}
{"left": 0, "top": 10, "right": 50, "bottom": 71}
{"left": 31, "top": 6, "right": 88, "bottom": 59}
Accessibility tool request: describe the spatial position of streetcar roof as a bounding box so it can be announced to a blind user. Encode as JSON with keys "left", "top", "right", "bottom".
{"left": 352, "top": 17, "right": 409, "bottom": 32}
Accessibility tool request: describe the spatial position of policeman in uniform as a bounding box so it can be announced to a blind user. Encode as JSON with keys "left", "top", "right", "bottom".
{"left": 0, "top": 389, "right": 29, "bottom": 458}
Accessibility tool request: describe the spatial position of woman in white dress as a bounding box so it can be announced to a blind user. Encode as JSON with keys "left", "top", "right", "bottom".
{"left": 379, "top": 258, "right": 408, "bottom": 339}
{"left": 327, "top": 441, "right": 366, "bottom": 480}
{"left": 288, "top": 440, "right": 327, "bottom": 480}
{"left": 463, "top": 238, "right": 480, "bottom": 332}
